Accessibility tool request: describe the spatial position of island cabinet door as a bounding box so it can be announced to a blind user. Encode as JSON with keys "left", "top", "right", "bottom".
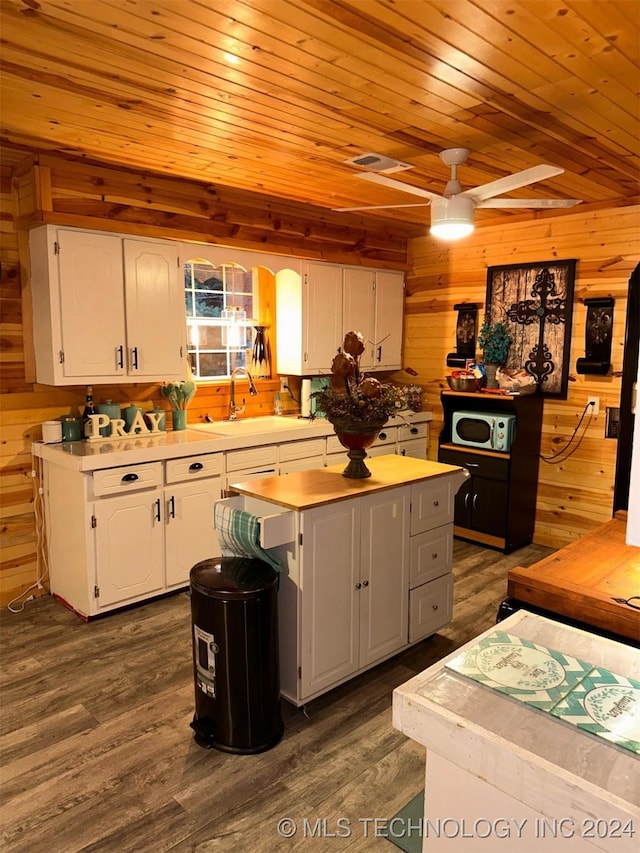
{"left": 358, "top": 487, "right": 409, "bottom": 667}
{"left": 299, "top": 500, "right": 360, "bottom": 699}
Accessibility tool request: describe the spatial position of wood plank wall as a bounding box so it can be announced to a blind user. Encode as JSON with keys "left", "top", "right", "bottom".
{"left": 0, "top": 150, "right": 414, "bottom": 606}
{"left": 1, "top": 147, "right": 638, "bottom": 605}
{"left": 405, "top": 207, "right": 640, "bottom": 549}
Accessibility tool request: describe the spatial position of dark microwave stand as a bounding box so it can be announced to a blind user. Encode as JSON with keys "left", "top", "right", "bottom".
{"left": 438, "top": 390, "right": 544, "bottom": 553}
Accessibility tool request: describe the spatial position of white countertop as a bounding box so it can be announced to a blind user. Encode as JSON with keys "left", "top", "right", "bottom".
{"left": 32, "top": 411, "right": 432, "bottom": 472}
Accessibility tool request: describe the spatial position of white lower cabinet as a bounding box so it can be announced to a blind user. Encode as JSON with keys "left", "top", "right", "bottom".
{"left": 93, "top": 490, "right": 165, "bottom": 608}
{"left": 43, "top": 454, "right": 223, "bottom": 618}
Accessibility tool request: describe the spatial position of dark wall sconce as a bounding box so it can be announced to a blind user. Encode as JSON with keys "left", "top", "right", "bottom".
{"left": 446, "top": 303, "right": 478, "bottom": 368}
{"left": 576, "top": 297, "right": 614, "bottom": 375}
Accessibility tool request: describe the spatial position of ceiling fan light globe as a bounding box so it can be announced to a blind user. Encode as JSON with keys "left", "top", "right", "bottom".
{"left": 430, "top": 196, "right": 475, "bottom": 240}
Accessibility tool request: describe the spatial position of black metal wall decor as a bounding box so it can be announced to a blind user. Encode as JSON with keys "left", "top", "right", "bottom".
{"left": 576, "top": 297, "right": 614, "bottom": 375}
{"left": 486, "top": 259, "right": 577, "bottom": 398}
{"left": 446, "top": 303, "right": 478, "bottom": 368}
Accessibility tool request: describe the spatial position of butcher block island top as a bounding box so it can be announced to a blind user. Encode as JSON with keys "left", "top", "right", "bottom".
{"left": 229, "top": 455, "right": 464, "bottom": 511}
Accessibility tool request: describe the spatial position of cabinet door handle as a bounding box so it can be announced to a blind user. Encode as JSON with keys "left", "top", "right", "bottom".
{"left": 168, "top": 495, "right": 175, "bottom": 519}
{"left": 377, "top": 345, "right": 382, "bottom": 362}
{"left": 189, "top": 462, "right": 204, "bottom": 472}
{"left": 432, "top": 603, "right": 439, "bottom": 611}
{"left": 472, "top": 493, "right": 478, "bottom": 509}
{"left": 121, "top": 472, "right": 139, "bottom": 483}
{"left": 116, "top": 345, "right": 124, "bottom": 369}
{"left": 432, "top": 552, "right": 438, "bottom": 560}
{"left": 464, "top": 492, "right": 470, "bottom": 509}
{"left": 154, "top": 498, "right": 161, "bottom": 522}
{"left": 355, "top": 582, "right": 362, "bottom": 589}
{"left": 433, "top": 499, "right": 439, "bottom": 507}
{"left": 131, "top": 346, "right": 139, "bottom": 370}
{"left": 362, "top": 579, "right": 369, "bottom": 587}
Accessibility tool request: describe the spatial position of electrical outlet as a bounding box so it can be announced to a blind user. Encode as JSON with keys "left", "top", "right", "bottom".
{"left": 280, "top": 377, "right": 288, "bottom": 392}
{"left": 587, "top": 396, "right": 600, "bottom": 415}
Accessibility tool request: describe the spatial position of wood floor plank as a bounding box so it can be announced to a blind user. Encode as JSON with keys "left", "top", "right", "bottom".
{"left": 0, "top": 541, "right": 554, "bottom": 852}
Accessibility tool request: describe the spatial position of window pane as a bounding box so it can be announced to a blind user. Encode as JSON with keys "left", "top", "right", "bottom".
{"left": 184, "top": 258, "right": 257, "bottom": 380}
{"left": 195, "top": 292, "right": 224, "bottom": 318}
{"left": 198, "top": 352, "right": 229, "bottom": 376}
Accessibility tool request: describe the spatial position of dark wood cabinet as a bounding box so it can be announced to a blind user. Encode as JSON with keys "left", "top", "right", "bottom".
{"left": 438, "top": 391, "right": 543, "bottom": 553}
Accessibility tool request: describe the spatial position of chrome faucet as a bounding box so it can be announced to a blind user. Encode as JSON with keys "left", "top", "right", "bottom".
{"left": 229, "top": 367, "right": 258, "bottom": 419}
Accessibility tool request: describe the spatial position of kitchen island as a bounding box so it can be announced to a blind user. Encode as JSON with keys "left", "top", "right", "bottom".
{"left": 226, "top": 455, "right": 468, "bottom": 706}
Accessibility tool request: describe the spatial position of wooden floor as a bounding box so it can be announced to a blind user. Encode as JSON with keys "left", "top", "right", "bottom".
{"left": 0, "top": 539, "right": 553, "bottom": 853}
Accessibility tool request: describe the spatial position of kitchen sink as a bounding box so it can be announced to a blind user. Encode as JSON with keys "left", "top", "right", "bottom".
{"left": 188, "top": 416, "right": 325, "bottom": 437}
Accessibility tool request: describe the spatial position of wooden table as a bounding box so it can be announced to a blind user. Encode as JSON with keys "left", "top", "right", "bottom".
{"left": 505, "top": 514, "right": 639, "bottom": 644}
{"left": 393, "top": 611, "right": 640, "bottom": 852}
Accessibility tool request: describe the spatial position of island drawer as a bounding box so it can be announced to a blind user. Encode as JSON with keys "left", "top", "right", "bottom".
{"left": 409, "top": 526, "right": 453, "bottom": 588}
{"left": 410, "top": 479, "right": 455, "bottom": 535}
{"left": 92, "top": 462, "right": 163, "bottom": 496}
{"left": 165, "top": 453, "right": 224, "bottom": 483}
{"left": 409, "top": 574, "right": 453, "bottom": 643}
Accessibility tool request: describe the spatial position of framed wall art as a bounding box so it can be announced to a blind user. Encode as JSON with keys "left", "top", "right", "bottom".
{"left": 485, "top": 259, "right": 577, "bottom": 398}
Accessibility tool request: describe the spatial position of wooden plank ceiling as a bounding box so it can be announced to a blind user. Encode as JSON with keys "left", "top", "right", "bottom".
{"left": 1, "top": 0, "right": 638, "bottom": 230}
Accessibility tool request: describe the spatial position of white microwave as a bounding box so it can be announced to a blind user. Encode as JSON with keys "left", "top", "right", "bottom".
{"left": 451, "top": 411, "right": 516, "bottom": 453}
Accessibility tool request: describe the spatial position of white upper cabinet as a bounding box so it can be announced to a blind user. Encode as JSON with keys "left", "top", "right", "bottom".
{"left": 29, "top": 225, "right": 186, "bottom": 385}
{"left": 342, "top": 267, "right": 376, "bottom": 369}
{"left": 123, "top": 239, "right": 186, "bottom": 379}
{"left": 275, "top": 262, "right": 343, "bottom": 375}
{"left": 373, "top": 270, "right": 404, "bottom": 370}
{"left": 276, "top": 262, "right": 404, "bottom": 376}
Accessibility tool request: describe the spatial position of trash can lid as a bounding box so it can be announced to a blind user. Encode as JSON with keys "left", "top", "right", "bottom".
{"left": 190, "top": 556, "right": 278, "bottom": 598}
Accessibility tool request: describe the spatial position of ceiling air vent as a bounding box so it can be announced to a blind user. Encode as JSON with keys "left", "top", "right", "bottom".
{"left": 344, "top": 153, "right": 414, "bottom": 174}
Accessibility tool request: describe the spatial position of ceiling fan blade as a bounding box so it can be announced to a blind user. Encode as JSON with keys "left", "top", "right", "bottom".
{"left": 478, "top": 198, "right": 582, "bottom": 208}
{"left": 461, "top": 165, "right": 564, "bottom": 202}
{"left": 333, "top": 203, "right": 431, "bottom": 211}
{"left": 355, "top": 171, "right": 443, "bottom": 201}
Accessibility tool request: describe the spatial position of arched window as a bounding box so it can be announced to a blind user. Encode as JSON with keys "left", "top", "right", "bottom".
{"left": 184, "top": 259, "right": 257, "bottom": 379}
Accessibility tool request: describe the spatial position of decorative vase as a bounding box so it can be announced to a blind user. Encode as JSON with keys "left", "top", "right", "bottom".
{"left": 484, "top": 363, "right": 500, "bottom": 389}
{"left": 172, "top": 409, "right": 187, "bottom": 431}
{"left": 251, "top": 325, "right": 271, "bottom": 378}
{"left": 329, "top": 417, "right": 386, "bottom": 479}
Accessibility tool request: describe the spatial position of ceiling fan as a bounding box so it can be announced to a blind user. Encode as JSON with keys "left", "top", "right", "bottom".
{"left": 336, "top": 148, "right": 582, "bottom": 240}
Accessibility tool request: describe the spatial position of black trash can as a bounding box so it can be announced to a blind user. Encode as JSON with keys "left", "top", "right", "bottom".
{"left": 189, "top": 556, "right": 284, "bottom": 754}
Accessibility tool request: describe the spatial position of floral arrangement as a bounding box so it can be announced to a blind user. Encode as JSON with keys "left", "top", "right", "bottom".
{"left": 312, "top": 331, "right": 405, "bottom": 423}
{"left": 478, "top": 318, "right": 511, "bottom": 365}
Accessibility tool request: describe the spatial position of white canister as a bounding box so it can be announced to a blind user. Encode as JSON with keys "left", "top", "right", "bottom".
{"left": 42, "top": 420, "right": 63, "bottom": 443}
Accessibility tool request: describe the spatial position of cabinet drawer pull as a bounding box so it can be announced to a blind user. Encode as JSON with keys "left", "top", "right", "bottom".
{"left": 432, "top": 552, "right": 438, "bottom": 559}
{"left": 433, "top": 499, "right": 439, "bottom": 507}
{"left": 189, "top": 462, "right": 204, "bottom": 471}
{"left": 432, "top": 603, "right": 439, "bottom": 611}
{"left": 410, "top": 427, "right": 418, "bottom": 434}
{"left": 121, "top": 472, "right": 139, "bottom": 483}
{"left": 379, "top": 432, "right": 387, "bottom": 440}
{"left": 355, "top": 582, "right": 362, "bottom": 589}
{"left": 362, "top": 579, "right": 369, "bottom": 587}
{"left": 465, "top": 462, "right": 479, "bottom": 468}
